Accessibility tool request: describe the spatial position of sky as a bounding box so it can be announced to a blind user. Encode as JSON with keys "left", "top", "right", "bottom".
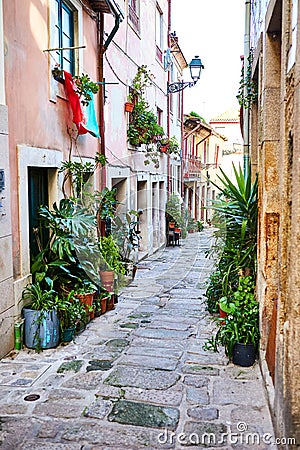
{"left": 171, "top": 0, "right": 245, "bottom": 122}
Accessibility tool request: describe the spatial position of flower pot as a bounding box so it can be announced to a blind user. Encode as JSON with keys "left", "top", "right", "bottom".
{"left": 62, "top": 327, "right": 76, "bottom": 343}
{"left": 23, "top": 307, "right": 59, "bottom": 349}
{"left": 100, "top": 297, "right": 108, "bottom": 314}
{"left": 232, "top": 342, "right": 256, "bottom": 367}
{"left": 107, "top": 295, "right": 115, "bottom": 311}
{"left": 100, "top": 270, "right": 115, "bottom": 292}
{"left": 174, "top": 228, "right": 181, "bottom": 233}
{"left": 219, "top": 307, "right": 227, "bottom": 325}
{"left": 160, "top": 145, "right": 168, "bottom": 153}
{"left": 125, "top": 102, "right": 134, "bottom": 112}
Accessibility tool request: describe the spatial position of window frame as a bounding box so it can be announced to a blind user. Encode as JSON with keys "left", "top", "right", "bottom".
{"left": 128, "top": 0, "right": 140, "bottom": 34}
{"left": 155, "top": 4, "right": 163, "bottom": 62}
{"left": 54, "top": 0, "right": 75, "bottom": 74}
{"left": 49, "top": 0, "right": 83, "bottom": 102}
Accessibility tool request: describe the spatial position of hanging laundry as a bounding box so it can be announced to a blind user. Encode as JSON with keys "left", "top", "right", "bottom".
{"left": 63, "top": 71, "right": 99, "bottom": 137}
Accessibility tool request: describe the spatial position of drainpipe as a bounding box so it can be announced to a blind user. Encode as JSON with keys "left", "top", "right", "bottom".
{"left": 97, "top": 6, "right": 124, "bottom": 191}
{"left": 243, "top": 0, "right": 251, "bottom": 177}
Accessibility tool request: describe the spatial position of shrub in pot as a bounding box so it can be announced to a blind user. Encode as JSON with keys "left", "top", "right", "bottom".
{"left": 204, "top": 276, "right": 260, "bottom": 366}
{"left": 22, "top": 282, "right": 60, "bottom": 350}
{"left": 57, "top": 292, "right": 86, "bottom": 342}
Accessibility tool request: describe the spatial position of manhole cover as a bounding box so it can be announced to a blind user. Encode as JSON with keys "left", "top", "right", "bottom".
{"left": 24, "top": 394, "right": 40, "bottom": 402}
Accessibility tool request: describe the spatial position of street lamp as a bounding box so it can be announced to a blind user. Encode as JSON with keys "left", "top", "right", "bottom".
{"left": 167, "top": 55, "right": 204, "bottom": 94}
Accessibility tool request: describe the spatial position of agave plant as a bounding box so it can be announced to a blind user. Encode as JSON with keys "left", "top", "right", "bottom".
{"left": 204, "top": 163, "right": 258, "bottom": 312}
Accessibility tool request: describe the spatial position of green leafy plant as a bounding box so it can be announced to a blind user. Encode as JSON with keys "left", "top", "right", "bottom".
{"left": 99, "top": 235, "right": 126, "bottom": 274}
{"left": 111, "top": 210, "right": 141, "bottom": 263}
{"left": 237, "top": 50, "right": 258, "bottom": 109}
{"left": 31, "top": 198, "right": 96, "bottom": 292}
{"left": 73, "top": 73, "right": 100, "bottom": 106}
{"left": 22, "top": 283, "right": 57, "bottom": 311}
{"left": 206, "top": 276, "right": 259, "bottom": 358}
{"left": 127, "top": 65, "right": 164, "bottom": 167}
{"left": 166, "top": 194, "right": 185, "bottom": 230}
{"left": 57, "top": 291, "right": 86, "bottom": 332}
{"left": 59, "top": 153, "right": 107, "bottom": 198}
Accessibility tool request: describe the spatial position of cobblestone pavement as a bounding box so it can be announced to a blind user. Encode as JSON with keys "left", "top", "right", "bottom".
{"left": 0, "top": 230, "right": 276, "bottom": 449}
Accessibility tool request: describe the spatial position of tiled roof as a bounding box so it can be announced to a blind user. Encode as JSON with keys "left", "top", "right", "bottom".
{"left": 209, "top": 108, "right": 240, "bottom": 123}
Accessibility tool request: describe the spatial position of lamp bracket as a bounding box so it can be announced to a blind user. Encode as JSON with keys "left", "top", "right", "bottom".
{"left": 167, "top": 81, "right": 195, "bottom": 94}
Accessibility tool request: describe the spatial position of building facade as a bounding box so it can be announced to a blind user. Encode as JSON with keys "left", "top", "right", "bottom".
{"left": 248, "top": 0, "right": 300, "bottom": 444}
{"left": 183, "top": 114, "right": 226, "bottom": 224}
{"left": 0, "top": 0, "right": 188, "bottom": 358}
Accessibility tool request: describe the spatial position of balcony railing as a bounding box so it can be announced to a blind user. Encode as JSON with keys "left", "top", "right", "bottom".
{"left": 128, "top": 5, "right": 140, "bottom": 33}
{"left": 183, "top": 157, "right": 203, "bottom": 178}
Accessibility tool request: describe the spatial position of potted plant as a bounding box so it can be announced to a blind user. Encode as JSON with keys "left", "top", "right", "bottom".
{"left": 57, "top": 292, "right": 86, "bottom": 342}
{"left": 111, "top": 210, "right": 141, "bottom": 282}
{"left": 205, "top": 276, "right": 260, "bottom": 366}
{"left": 99, "top": 235, "right": 125, "bottom": 292}
{"left": 125, "top": 98, "right": 134, "bottom": 112}
{"left": 74, "top": 279, "right": 97, "bottom": 319}
{"left": 22, "top": 282, "right": 60, "bottom": 350}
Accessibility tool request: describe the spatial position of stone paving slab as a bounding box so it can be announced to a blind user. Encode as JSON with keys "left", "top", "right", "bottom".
{"left": 119, "top": 354, "right": 179, "bottom": 371}
{"left": 103, "top": 365, "right": 180, "bottom": 389}
{"left": 125, "top": 345, "right": 183, "bottom": 359}
{"left": 0, "top": 361, "right": 51, "bottom": 386}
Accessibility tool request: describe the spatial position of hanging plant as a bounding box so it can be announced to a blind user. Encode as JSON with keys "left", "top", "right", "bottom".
{"left": 127, "top": 66, "right": 164, "bottom": 167}
{"left": 73, "top": 73, "right": 100, "bottom": 106}
{"left": 236, "top": 50, "right": 258, "bottom": 109}
{"left": 59, "top": 152, "right": 107, "bottom": 198}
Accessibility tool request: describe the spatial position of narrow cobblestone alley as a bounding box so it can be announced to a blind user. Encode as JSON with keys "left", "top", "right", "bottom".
{"left": 0, "top": 230, "right": 276, "bottom": 449}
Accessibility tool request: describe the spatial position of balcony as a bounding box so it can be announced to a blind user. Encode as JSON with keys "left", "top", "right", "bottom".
{"left": 183, "top": 157, "right": 203, "bottom": 179}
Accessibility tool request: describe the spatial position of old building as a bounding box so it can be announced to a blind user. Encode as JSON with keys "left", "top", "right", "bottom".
{"left": 0, "top": 0, "right": 191, "bottom": 358}
{"left": 183, "top": 114, "right": 226, "bottom": 224}
{"left": 248, "top": 0, "right": 300, "bottom": 444}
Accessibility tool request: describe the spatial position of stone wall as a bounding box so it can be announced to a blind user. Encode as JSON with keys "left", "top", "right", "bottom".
{"left": 0, "top": 104, "right": 15, "bottom": 358}
{"left": 251, "top": 0, "right": 300, "bottom": 445}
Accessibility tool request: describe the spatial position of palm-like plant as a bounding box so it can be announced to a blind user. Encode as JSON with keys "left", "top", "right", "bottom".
{"left": 205, "top": 163, "right": 258, "bottom": 313}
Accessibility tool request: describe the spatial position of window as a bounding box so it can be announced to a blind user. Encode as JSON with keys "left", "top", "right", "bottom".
{"left": 214, "top": 145, "right": 219, "bottom": 168}
{"left": 156, "top": 5, "right": 163, "bottom": 62}
{"left": 157, "top": 107, "right": 163, "bottom": 126}
{"left": 128, "top": 0, "right": 140, "bottom": 33}
{"left": 54, "top": 0, "right": 75, "bottom": 74}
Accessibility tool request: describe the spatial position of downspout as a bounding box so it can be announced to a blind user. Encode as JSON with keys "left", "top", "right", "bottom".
{"left": 243, "top": 0, "right": 251, "bottom": 177}
{"left": 97, "top": 12, "right": 106, "bottom": 190}
{"left": 97, "top": 6, "right": 124, "bottom": 191}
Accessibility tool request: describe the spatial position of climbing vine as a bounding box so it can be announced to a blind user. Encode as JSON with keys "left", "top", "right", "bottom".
{"left": 237, "top": 50, "right": 258, "bottom": 109}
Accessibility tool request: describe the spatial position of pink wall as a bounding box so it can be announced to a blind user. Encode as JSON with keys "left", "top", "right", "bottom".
{"left": 4, "top": 1, "right": 100, "bottom": 276}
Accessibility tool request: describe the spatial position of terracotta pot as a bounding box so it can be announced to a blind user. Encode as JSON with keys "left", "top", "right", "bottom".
{"left": 76, "top": 292, "right": 94, "bottom": 307}
{"left": 100, "top": 297, "right": 108, "bottom": 314}
{"left": 160, "top": 145, "right": 168, "bottom": 153}
{"left": 99, "top": 270, "right": 115, "bottom": 292}
{"left": 219, "top": 307, "right": 228, "bottom": 326}
{"left": 107, "top": 295, "right": 115, "bottom": 311}
{"left": 169, "top": 222, "right": 175, "bottom": 229}
{"left": 174, "top": 228, "right": 181, "bottom": 233}
{"left": 125, "top": 102, "right": 134, "bottom": 112}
